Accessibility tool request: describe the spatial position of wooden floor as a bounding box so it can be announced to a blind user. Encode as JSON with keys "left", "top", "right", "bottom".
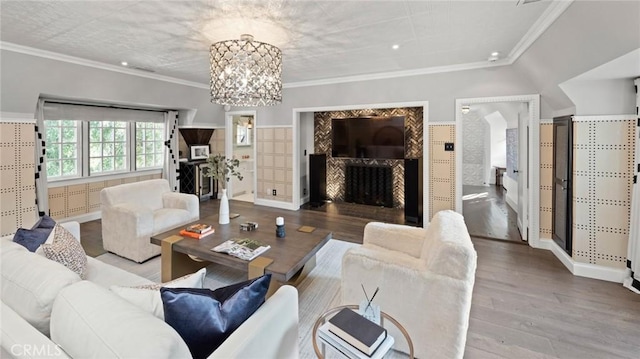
{"left": 82, "top": 199, "right": 640, "bottom": 358}
{"left": 463, "top": 185, "right": 523, "bottom": 244}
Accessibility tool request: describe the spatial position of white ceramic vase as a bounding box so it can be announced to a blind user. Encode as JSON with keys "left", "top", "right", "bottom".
{"left": 219, "top": 188, "right": 230, "bottom": 224}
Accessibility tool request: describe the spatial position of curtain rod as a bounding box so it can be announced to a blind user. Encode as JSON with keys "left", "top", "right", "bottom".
{"left": 43, "top": 99, "right": 176, "bottom": 113}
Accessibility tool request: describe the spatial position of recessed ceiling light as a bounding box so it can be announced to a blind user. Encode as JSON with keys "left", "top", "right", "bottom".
{"left": 490, "top": 52, "right": 499, "bottom": 57}
{"left": 120, "top": 61, "right": 128, "bottom": 66}
{"left": 392, "top": 44, "right": 400, "bottom": 50}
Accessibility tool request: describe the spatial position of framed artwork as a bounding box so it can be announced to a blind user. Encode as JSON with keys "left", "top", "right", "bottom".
{"left": 190, "top": 145, "right": 210, "bottom": 160}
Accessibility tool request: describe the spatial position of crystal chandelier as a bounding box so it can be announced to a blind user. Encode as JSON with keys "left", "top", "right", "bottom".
{"left": 210, "top": 34, "right": 282, "bottom": 107}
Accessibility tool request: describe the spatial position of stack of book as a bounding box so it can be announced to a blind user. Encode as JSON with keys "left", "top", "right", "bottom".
{"left": 318, "top": 308, "right": 393, "bottom": 359}
{"left": 179, "top": 224, "right": 214, "bottom": 239}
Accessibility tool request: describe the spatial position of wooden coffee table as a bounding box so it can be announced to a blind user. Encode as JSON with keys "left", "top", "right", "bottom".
{"left": 150, "top": 213, "right": 332, "bottom": 296}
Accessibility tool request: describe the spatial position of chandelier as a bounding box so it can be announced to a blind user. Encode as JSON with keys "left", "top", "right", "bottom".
{"left": 210, "top": 34, "right": 282, "bottom": 107}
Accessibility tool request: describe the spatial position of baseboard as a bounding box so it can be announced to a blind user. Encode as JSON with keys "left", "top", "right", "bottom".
{"left": 505, "top": 193, "right": 517, "bottom": 212}
{"left": 254, "top": 198, "right": 297, "bottom": 211}
{"left": 539, "top": 238, "right": 627, "bottom": 283}
{"left": 59, "top": 211, "right": 101, "bottom": 224}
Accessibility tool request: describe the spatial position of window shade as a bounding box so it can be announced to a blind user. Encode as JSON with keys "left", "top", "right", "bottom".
{"left": 43, "top": 102, "right": 165, "bottom": 123}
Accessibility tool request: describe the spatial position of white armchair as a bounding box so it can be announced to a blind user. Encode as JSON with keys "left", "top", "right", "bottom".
{"left": 100, "top": 179, "right": 199, "bottom": 263}
{"left": 341, "top": 210, "right": 477, "bottom": 359}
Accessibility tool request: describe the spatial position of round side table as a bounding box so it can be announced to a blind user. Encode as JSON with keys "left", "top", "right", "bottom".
{"left": 312, "top": 305, "right": 414, "bottom": 359}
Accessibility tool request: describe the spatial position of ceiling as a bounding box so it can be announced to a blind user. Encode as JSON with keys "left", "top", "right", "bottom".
{"left": 0, "top": 0, "right": 557, "bottom": 86}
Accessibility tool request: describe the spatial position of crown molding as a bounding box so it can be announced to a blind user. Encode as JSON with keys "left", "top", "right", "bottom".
{"left": 507, "top": 0, "right": 575, "bottom": 64}
{"left": 0, "top": 42, "right": 209, "bottom": 90}
{"left": 283, "top": 60, "right": 510, "bottom": 89}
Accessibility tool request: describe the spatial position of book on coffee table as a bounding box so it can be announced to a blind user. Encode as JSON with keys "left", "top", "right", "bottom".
{"left": 179, "top": 228, "right": 214, "bottom": 240}
{"left": 185, "top": 223, "right": 212, "bottom": 234}
{"left": 211, "top": 238, "right": 270, "bottom": 261}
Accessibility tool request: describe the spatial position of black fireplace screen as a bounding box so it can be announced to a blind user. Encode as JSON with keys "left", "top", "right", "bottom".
{"left": 345, "top": 164, "right": 393, "bottom": 208}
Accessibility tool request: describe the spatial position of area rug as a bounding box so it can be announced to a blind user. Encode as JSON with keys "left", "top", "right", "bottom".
{"left": 96, "top": 239, "right": 357, "bottom": 358}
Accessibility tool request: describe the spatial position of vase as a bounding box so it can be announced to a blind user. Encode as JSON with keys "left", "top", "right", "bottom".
{"left": 219, "top": 188, "right": 230, "bottom": 224}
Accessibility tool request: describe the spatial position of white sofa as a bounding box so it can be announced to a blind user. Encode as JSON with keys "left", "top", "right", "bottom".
{"left": 1, "top": 222, "right": 300, "bottom": 359}
{"left": 100, "top": 179, "right": 199, "bottom": 262}
{"left": 341, "top": 210, "right": 477, "bottom": 359}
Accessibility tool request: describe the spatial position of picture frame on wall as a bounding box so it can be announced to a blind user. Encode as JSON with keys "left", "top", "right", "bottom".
{"left": 190, "top": 145, "right": 210, "bottom": 160}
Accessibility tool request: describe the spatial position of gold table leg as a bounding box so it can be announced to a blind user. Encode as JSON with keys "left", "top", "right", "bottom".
{"left": 161, "top": 235, "right": 209, "bottom": 282}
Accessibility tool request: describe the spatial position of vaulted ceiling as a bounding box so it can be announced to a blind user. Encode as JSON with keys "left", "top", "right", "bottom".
{"left": 0, "top": 0, "right": 562, "bottom": 85}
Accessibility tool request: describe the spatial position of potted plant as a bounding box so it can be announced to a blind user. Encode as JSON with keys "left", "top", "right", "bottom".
{"left": 203, "top": 154, "right": 243, "bottom": 224}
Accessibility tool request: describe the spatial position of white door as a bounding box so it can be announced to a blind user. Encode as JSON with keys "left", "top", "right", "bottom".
{"left": 517, "top": 109, "right": 529, "bottom": 241}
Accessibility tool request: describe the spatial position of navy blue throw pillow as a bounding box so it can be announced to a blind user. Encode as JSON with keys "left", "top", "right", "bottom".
{"left": 33, "top": 215, "right": 56, "bottom": 229}
{"left": 161, "top": 274, "right": 271, "bottom": 359}
{"left": 12, "top": 215, "right": 56, "bottom": 252}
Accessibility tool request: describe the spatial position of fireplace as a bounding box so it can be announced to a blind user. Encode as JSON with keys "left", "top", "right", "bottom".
{"left": 345, "top": 164, "right": 393, "bottom": 208}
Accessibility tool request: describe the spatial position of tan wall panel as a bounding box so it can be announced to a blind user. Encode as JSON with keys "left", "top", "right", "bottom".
{"left": 0, "top": 123, "right": 37, "bottom": 236}
{"left": 47, "top": 173, "right": 161, "bottom": 221}
{"left": 256, "top": 127, "right": 292, "bottom": 202}
{"left": 539, "top": 123, "right": 553, "bottom": 238}
{"left": 429, "top": 124, "right": 455, "bottom": 219}
{"left": 572, "top": 118, "right": 635, "bottom": 269}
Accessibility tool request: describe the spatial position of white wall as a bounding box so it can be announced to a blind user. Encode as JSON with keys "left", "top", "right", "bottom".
{"left": 512, "top": 0, "right": 640, "bottom": 116}
{"left": 235, "top": 65, "right": 538, "bottom": 126}
{"left": 0, "top": 50, "right": 224, "bottom": 125}
{"left": 559, "top": 78, "right": 637, "bottom": 115}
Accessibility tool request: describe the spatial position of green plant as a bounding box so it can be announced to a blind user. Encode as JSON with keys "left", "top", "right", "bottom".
{"left": 202, "top": 154, "right": 243, "bottom": 189}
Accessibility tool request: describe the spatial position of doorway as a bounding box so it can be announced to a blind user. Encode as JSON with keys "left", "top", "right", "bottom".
{"left": 455, "top": 95, "right": 541, "bottom": 248}
{"left": 460, "top": 101, "right": 525, "bottom": 243}
{"left": 225, "top": 111, "right": 257, "bottom": 203}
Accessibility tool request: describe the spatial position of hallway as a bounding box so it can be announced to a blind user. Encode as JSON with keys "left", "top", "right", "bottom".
{"left": 463, "top": 184, "right": 523, "bottom": 244}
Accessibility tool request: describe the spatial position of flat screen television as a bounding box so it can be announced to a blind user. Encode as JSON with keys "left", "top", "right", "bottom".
{"left": 331, "top": 116, "right": 405, "bottom": 159}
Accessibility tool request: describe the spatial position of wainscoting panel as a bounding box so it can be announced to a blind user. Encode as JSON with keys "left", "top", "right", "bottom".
{"left": 539, "top": 123, "right": 553, "bottom": 239}
{"left": 48, "top": 173, "right": 162, "bottom": 220}
{"left": 314, "top": 107, "right": 423, "bottom": 208}
{"left": 0, "top": 122, "right": 37, "bottom": 236}
{"left": 429, "top": 124, "right": 456, "bottom": 219}
{"left": 256, "top": 127, "right": 293, "bottom": 202}
{"left": 572, "top": 117, "right": 635, "bottom": 269}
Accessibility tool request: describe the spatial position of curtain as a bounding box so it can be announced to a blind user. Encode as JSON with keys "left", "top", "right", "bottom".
{"left": 625, "top": 78, "right": 640, "bottom": 294}
{"left": 34, "top": 99, "right": 49, "bottom": 216}
{"left": 163, "top": 111, "right": 180, "bottom": 192}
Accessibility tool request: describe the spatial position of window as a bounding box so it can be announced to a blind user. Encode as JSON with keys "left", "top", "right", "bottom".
{"left": 89, "top": 121, "right": 128, "bottom": 174}
{"left": 43, "top": 102, "right": 166, "bottom": 181}
{"left": 45, "top": 120, "right": 80, "bottom": 179}
{"left": 135, "top": 122, "right": 165, "bottom": 169}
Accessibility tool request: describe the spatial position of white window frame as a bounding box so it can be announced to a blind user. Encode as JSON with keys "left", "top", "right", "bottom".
{"left": 44, "top": 119, "right": 82, "bottom": 180}
{"left": 135, "top": 122, "right": 165, "bottom": 170}
{"left": 86, "top": 120, "right": 130, "bottom": 176}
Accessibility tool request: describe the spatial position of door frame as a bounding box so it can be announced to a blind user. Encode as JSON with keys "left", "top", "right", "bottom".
{"left": 455, "top": 94, "right": 541, "bottom": 248}
{"left": 552, "top": 115, "right": 573, "bottom": 254}
{"left": 225, "top": 110, "right": 257, "bottom": 202}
